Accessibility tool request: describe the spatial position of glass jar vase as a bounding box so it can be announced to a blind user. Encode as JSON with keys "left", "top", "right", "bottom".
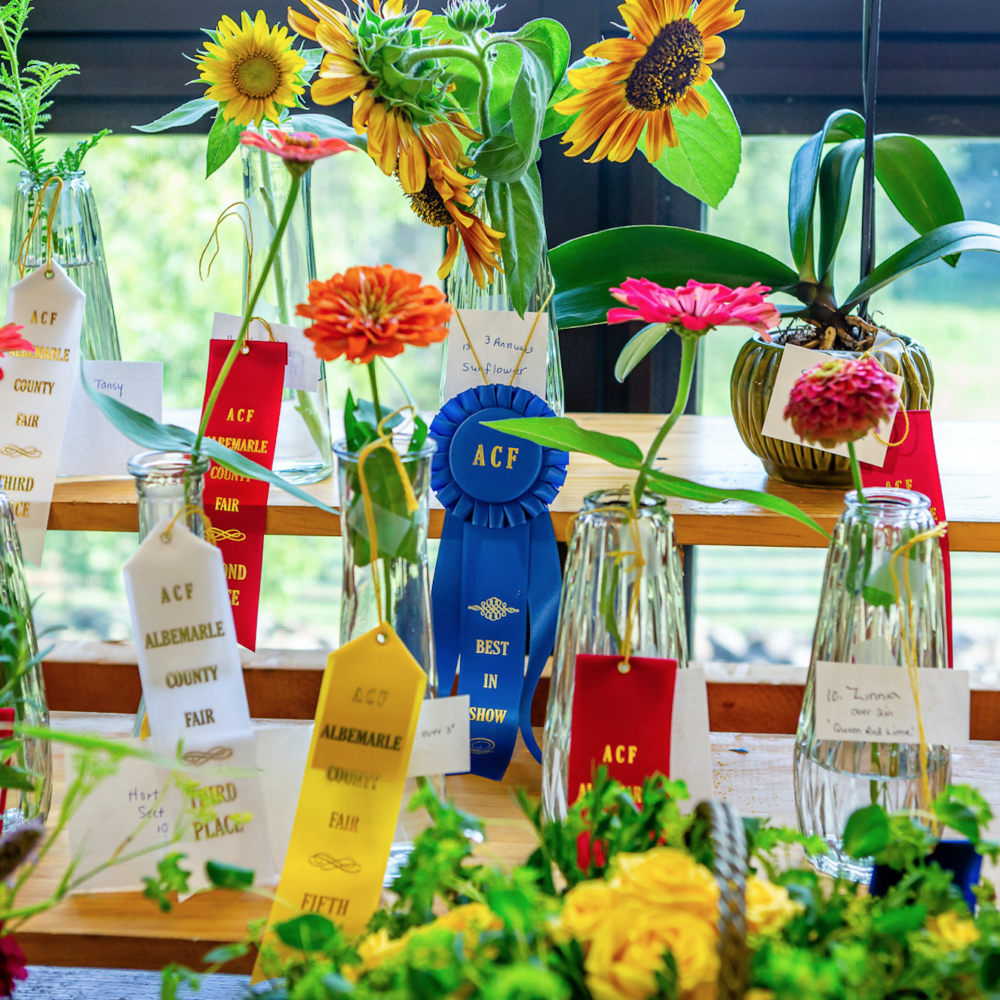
{"left": 0, "top": 494, "right": 51, "bottom": 827}
{"left": 334, "top": 437, "right": 442, "bottom": 883}
{"left": 127, "top": 451, "right": 210, "bottom": 736}
{"left": 6, "top": 171, "right": 121, "bottom": 361}
{"left": 243, "top": 130, "right": 332, "bottom": 485}
{"left": 794, "top": 488, "right": 950, "bottom": 881}
{"left": 542, "top": 488, "right": 688, "bottom": 821}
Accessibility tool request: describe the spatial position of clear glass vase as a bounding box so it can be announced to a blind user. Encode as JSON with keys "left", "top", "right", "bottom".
{"left": 794, "top": 488, "right": 950, "bottom": 881}
{"left": 6, "top": 171, "right": 121, "bottom": 361}
{"left": 127, "top": 451, "right": 210, "bottom": 736}
{"left": 542, "top": 488, "right": 688, "bottom": 821}
{"left": 243, "top": 131, "right": 332, "bottom": 485}
{"left": 0, "top": 494, "right": 51, "bottom": 827}
{"left": 444, "top": 202, "right": 564, "bottom": 416}
{"left": 334, "top": 437, "right": 442, "bottom": 883}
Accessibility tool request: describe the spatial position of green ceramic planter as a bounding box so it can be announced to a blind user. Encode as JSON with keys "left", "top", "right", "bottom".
{"left": 730, "top": 333, "right": 935, "bottom": 488}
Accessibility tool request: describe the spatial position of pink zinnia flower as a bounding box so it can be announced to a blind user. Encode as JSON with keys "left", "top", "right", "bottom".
{"left": 239, "top": 129, "right": 356, "bottom": 177}
{"left": 784, "top": 356, "right": 899, "bottom": 448}
{"left": 0, "top": 934, "right": 27, "bottom": 996}
{"left": 607, "top": 278, "right": 781, "bottom": 337}
{"left": 0, "top": 324, "right": 32, "bottom": 382}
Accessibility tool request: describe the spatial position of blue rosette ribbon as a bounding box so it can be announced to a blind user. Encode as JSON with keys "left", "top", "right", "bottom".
{"left": 430, "top": 384, "right": 568, "bottom": 780}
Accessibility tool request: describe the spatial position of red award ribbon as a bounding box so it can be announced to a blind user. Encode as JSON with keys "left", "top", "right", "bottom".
{"left": 860, "top": 409, "right": 952, "bottom": 668}
{"left": 566, "top": 655, "right": 678, "bottom": 806}
{"left": 200, "top": 339, "right": 287, "bottom": 650}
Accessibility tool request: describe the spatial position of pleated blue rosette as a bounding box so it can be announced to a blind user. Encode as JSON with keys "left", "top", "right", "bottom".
{"left": 430, "top": 384, "right": 568, "bottom": 779}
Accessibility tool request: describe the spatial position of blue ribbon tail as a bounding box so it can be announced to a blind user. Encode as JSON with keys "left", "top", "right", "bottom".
{"left": 521, "top": 514, "right": 561, "bottom": 763}
{"left": 431, "top": 511, "right": 464, "bottom": 697}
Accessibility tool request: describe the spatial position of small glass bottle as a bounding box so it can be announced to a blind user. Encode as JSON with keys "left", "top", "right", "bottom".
{"left": 543, "top": 488, "right": 688, "bottom": 821}
{"left": 7, "top": 171, "right": 122, "bottom": 361}
{"left": 242, "top": 131, "right": 333, "bottom": 485}
{"left": 794, "top": 488, "right": 950, "bottom": 881}
{"left": 334, "top": 437, "right": 442, "bottom": 882}
{"left": 0, "top": 494, "right": 52, "bottom": 827}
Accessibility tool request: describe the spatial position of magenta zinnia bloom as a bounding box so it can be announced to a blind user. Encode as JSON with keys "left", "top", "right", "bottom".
{"left": 239, "top": 129, "right": 356, "bottom": 177}
{"left": 784, "top": 356, "right": 899, "bottom": 448}
{"left": 0, "top": 934, "right": 27, "bottom": 997}
{"left": 0, "top": 323, "right": 32, "bottom": 382}
{"left": 607, "top": 278, "right": 781, "bottom": 336}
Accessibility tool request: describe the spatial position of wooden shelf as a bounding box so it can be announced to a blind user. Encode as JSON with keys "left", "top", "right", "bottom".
{"left": 48, "top": 415, "right": 1000, "bottom": 550}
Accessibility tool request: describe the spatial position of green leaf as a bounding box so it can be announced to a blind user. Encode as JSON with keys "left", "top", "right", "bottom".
{"left": 275, "top": 912, "right": 339, "bottom": 951}
{"left": 842, "top": 803, "right": 891, "bottom": 859}
{"left": 81, "top": 375, "right": 339, "bottom": 517}
{"left": 788, "top": 109, "right": 865, "bottom": 274}
{"left": 286, "top": 112, "right": 367, "bottom": 151}
{"left": 615, "top": 323, "right": 670, "bottom": 382}
{"left": 644, "top": 470, "right": 829, "bottom": 539}
{"left": 475, "top": 121, "right": 533, "bottom": 183}
{"left": 933, "top": 800, "right": 980, "bottom": 842}
{"left": 515, "top": 19, "right": 571, "bottom": 101}
{"left": 639, "top": 78, "right": 741, "bottom": 210}
{"left": 486, "top": 43, "right": 524, "bottom": 133}
{"left": 508, "top": 45, "right": 549, "bottom": 158}
{"left": 205, "top": 112, "right": 243, "bottom": 178}
{"left": 0, "top": 763, "right": 35, "bottom": 791}
{"left": 550, "top": 227, "right": 799, "bottom": 330}
{"left": 842, "top": 220, "right": 1000, "bottom": 310}
{"left": 872, "top": 904, "right": 927, "bottom": 936}
{"left": 874, "top": 133, "right": 965, "bottom": 266}
{"left": 482, "top": 416, "right": 643, "bottom": 470}
{"left": 982, "top": 953, "right": 1000, "bottom": 991}
{"left": 541, "top": 56, "right": 597, "bottom": 140}
{"left": 485, "top": 165, "right": 545, "bottom": 317}
{"left": 409, "top": 413, "right": 429, "bottom": 453}
{"left": 160, "top": 964, "right": 202, "bottom": 1000}
{"left": 817, "top": 138, "right": 865, "bottom": 284}
{"left": 202, "top": 941, "right": 250, "bottom": 965}
{"left": 133, "top": 98, "right": 217, "bottom": 133}
{"left": 205, "top": 860, "right": 255, "bottom": 890}
{"left": 298, "top": 46, "right": 325, "bottom": 85}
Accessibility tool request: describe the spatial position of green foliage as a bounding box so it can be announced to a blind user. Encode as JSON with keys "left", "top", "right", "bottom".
{"left": 205, "top": 860, "right": 255, "bottom": 891}
{"left": 141, "top": 852, "right": 192, "bottom": 912}
{"left": 615, "top": 323, "right": 670, "bottom": 382}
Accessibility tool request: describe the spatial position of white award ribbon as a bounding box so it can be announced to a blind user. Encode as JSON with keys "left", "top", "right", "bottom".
{"left": 123, "top": 516, "right": 274, "bottom": 888}
{"left": 0, "top": 262, "right": 84, "bottom": 564}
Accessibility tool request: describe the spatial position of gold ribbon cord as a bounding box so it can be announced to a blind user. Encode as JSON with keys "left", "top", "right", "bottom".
{"left": 860, "top": 335, "right": 931, "bottom": 448}
{"left": 17, "top": 177, "right": 64, "bottom": 279}
{"left": 160, "top": 504, "right": 217, "bottom": 547}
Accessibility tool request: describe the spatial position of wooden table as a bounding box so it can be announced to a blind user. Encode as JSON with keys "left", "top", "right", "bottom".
{"left": 46, "top": 415, "right": 1000, "bottom": 551}
{"left": 19, "top": 713, "right": 1000, "bottom": 973}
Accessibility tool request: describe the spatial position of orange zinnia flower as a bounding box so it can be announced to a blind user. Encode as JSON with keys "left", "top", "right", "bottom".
{"left": 297, "top": 264, "right": 452, "bottom": 364}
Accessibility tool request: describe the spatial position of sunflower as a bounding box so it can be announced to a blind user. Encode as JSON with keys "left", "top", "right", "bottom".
{"left": 555, "top": 0, "right": 744, "bottom": 163}
{"left": 405, "top": 158, "right": 504, "bottom": 288}
{"left": 289, "top": 0, "right": 374, "bottom": 105}
{"left": 197, "top": 11, "right": 306, "bottom": 128}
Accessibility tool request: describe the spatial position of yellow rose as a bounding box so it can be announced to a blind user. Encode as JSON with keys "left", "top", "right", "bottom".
{"left": 585, "top": 900, "right": 720, "bottom": 1000}
{"left": 558, "top": 880, "right": 618, "bottom": 946}
{"left": 430, "top": 902, "right": 502, "bottom": 936}
{"left": 610, "top": 848, "right": 721, "bottom": 923}
{"left": 351, "top": 927, "right": 407, "bottom": 977}
{"left": 927, "top": 911, "right": 980, "bottom": 950}
{"left": 745, "top": 876, "right": 803, "bottom": 936}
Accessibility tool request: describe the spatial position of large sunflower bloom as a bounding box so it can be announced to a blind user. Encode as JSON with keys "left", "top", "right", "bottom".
{"left": 405, "top": 158, "right": 504, "bottom": 288}
{"left": 198, "top": 11, "right": 306, "bottom": 128}
{"left": 288, "top": 0, "right": 374, "bottom": 105}
{"left": 556, "top": 0, "right": 744, "bottom": 163}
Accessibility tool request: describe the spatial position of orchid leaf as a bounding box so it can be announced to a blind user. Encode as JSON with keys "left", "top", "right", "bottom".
{"left": 482, "top": 416, "right": 642, "bottom": 470}
{"left": 550, "top": 227, "right": 799, "bottom": 330}
{"left": 133, "top": 98, "right": 216, "bottom": 133}
{"left": 817, "top": 138, "right": 865, "bottom": 284}
{"left": 843, "top": 221, "right": 1000, "bottom": 310}
{"left": 615, "top": 323, "right": 670, "bottom": 382}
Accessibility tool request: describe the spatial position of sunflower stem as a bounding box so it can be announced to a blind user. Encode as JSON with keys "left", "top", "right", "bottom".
{"left": 632, "top": 329, "right": 698, "bottom": 506}
{"left": 399, "top": 45, "right": 484, "bottom": 73}
{"left": 194, "top": 173, "right": 302, "bottom": 455}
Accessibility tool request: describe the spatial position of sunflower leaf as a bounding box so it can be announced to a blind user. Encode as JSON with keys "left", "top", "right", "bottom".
{"left": 298, "top": 46, "right": 325, "bottom": 85}
{"left": 485, "top": 166, "right": 545, "bottom": 317}
{"left": 286, "top": 112, "right": 367, "bottom": 151}
{"left": 133, "top": 98, "right": 217, "bottom": 134}
{"left": 639, "top": 77, "right": 741, "bottom": 210}
{"left": 515, "top": 19, "right": 571, "bottom": 103}
{"left": 475, "top": 120, "right": 533, "bottom": 183}
{"left": 509, "top": 44, "right": 549, "bottom": 157}
{"left": 205, "top": 112, "right": 243, "bottom": 178}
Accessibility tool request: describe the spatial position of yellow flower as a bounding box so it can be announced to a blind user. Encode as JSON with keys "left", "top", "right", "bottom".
{"left": 927, "top": 911, "right": 980, "bottom": 950}
{"left": 429, "top": 902, "right": 503, "bottom": 936}
{"left": 558, "top": 881, "right": 618, "bottom": 946}
{"left": 197, "top": 11, "right": 306, "bottom": 127}
{"left": 743, "top": 991, "right": 775, "bottom": 1000}
{"left": 744, "top": 876, "right": 802, "bottom": 937}
{"left": 585, "top": 900, "right": 720, "bottom": 1000}
{"left": 555, "top": 0, "right": 744, "bottom": 163}
{"left": 346, "top": 927, "right": 407, "bottom": 980}
{"left": 610, "top": 848, "right": 721, "bottom": 922}
{"left": 290, "top": 0, "right": 373, "bottom": 106}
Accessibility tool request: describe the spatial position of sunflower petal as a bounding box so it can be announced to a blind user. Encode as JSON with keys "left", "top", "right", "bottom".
{"left": 703, "top": 34, "right": 726, "bottom": 63}
{"left": 676, "top": 86, "right": 711, "bottom": 118}
{"left": 585, "top": 37, "right": 648, "bottom": 62}
{"left": 691, "top": 0, "right": 744, "bottom": 39}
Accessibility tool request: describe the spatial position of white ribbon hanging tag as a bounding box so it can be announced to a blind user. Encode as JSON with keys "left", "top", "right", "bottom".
{"left": 0, "top": 262, "right": 84, "bottom": 564}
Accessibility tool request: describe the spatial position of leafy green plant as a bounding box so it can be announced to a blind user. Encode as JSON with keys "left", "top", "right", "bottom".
{"left": 0, "top": 0, "right": 109, "bottom": 180}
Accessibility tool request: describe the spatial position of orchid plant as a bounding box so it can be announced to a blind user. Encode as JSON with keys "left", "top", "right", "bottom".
{"left": 486, "top": 278, "right": 829, "bottom": 538}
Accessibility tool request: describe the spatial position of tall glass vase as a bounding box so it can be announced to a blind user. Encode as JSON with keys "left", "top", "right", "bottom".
{"left": 334, "top": 437, "right": 442, "bottom": 883}
{"left": 243, "top": 131, "right": 332, "bottom": 484}
{"left": 444, "top": 203, "right": 564, "bottom": 416}
{"left": 6, "top": 171, "right": 121, "bottom": 361}
{"left": 127, "top": 451, "right": 210, "bottom": 737}
{"left": 794, "top": 488, "right": 950, "bottom": 881}
{"left": 542, "top": 489, "right": 688, "bottom": 821}
{"left": 0, "top": 494, "right": 51, "bottom": 827}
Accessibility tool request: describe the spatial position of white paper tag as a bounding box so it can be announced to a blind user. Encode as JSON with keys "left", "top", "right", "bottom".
{"left": 761, "top": 343, "right": 902, "bottom": 468}
{"left": 407, "top": 695, "right": 471, "bottom": 777}
{"left": 443, "top": 308, "right": 547, "bottom": 400}
{"left": 57, "top": 361, "right": 163, "bottom": 476}
{"left": 0, "top": 262, "right": 85, "bottom": 564}
{"left": 670, "top": 667, "right": 713, "bottom": 807}
{"left": 213, "top": 312, "right": 319, "bottom": 393}
{"left": 814, "top": 661, "right": 969, "bottom": 745}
